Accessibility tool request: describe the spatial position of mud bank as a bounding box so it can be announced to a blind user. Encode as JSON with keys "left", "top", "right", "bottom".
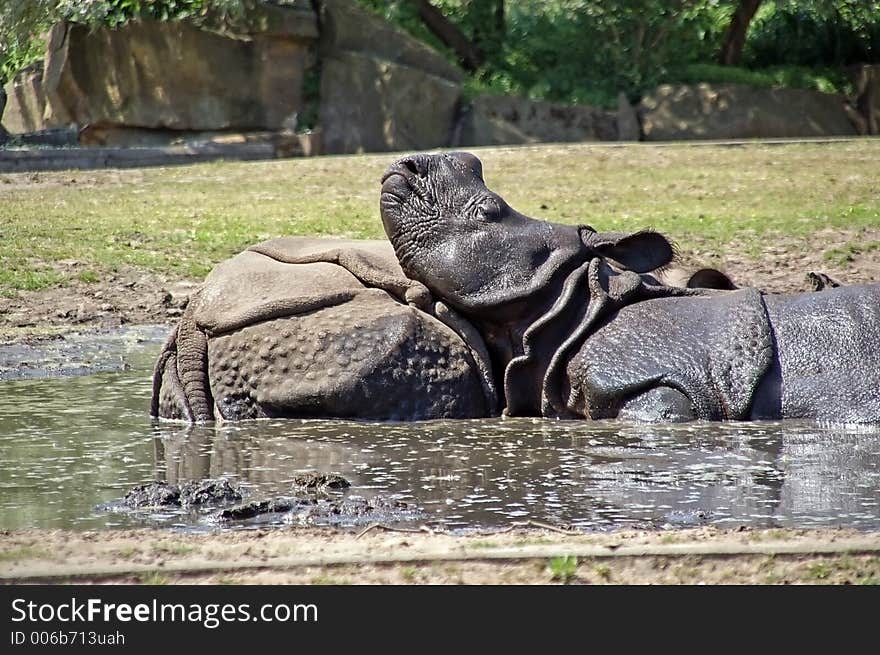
{"left": 2, "top": 527, "right": 879, "bottom": 585}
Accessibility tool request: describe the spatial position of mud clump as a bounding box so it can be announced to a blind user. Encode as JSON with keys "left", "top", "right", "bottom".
{"left": 123, "top": 479, "right": 242, "bottom": 508}
{"left": 121, "top": 474, "right": 417, "bottom": 528}
{"left": 214, "top": 496, "right": 414, "bottom": 526}
{"left": 180, "top": 479, "right": 242, "bottom": 506}
{"left": 292, "top": 472, "right": 351, "bottom": 493}
{"left": 214, "top": 498, "right": 298, "bottom": 521}
{"left": 124, "top": 482, "right": 180, "bottom": 508}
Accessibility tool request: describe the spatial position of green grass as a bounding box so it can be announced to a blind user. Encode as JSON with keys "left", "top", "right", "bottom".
{"left": 1, "top": 141, "right": 879, "bottom": 294}
{"left": 824, "top": 241, "right": 880, "bottom": 266}
{"left": 593, "top": 563, "right": 612, "bottom": 581}
{"left": 547, "top": 555, "right": 578, "bottom": 583}
{"left": 137, "top": 571, "right": 169, "bottom": 585}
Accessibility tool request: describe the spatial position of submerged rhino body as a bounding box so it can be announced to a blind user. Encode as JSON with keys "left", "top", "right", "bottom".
{"left": 152, "top": 238, "right": 495, "bottom": 422}
{"left": 152, "top": 152, "right": 880, "bottom": 424}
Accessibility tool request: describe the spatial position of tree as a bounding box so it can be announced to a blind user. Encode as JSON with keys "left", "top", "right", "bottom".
{"left": 403, "top": 0, "right": 505, "bottom": 73}
{"left": 406, "top": 0, "right": 485, "bottom": 71}
{"left": 718, "top": 0, "right": 763, "bottom": 65}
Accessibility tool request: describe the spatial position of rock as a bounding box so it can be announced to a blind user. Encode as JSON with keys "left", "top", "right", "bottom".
{"left": 317, "top": 0, "right": 461, "bottom": 83}
{"left": 2, "top": 61, "right": 47, "bottom": 134}
{"left": 10, "top": 127, "right": 79, "bottom": 147}
{"left": 455, "top": 94, "right": 618, "bottom": 147}
{"left": 639, "top": 83, "right": 858, "bottom": 141}
{"left": 320, "top": 51, "right": 460, "bottom": 153}
{"left": 42, "top": 15, "right": 317, "bottom": 132}
{"left": 847, "top": 64, "right": 879, "bottom": 135}
{"left": 316, "top": 0, "right": 462, "bottom": 154}
{"left": 617, "top": 92, "right": 641, "bottom": 141}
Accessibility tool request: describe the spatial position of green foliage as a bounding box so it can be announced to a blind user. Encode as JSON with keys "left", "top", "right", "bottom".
{"left": 745, "top": 1, "right": 880, "bottom": 68}
{"left": 0, "top": 1, "right": 55, "bottom": 84}
{"left": 356, "top": 1, "right": 880, "bottom": 107}
{"left": 669, "top": 62, "right": 850, "bottom": 95}
{"left": 0, "top": 0, "right": 258, "bottom": 84}
{"left": 547, "top": 555, "right": 578, "bottom": 583}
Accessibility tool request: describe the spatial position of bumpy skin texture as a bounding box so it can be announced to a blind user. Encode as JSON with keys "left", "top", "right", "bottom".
{"left": 151, "top": 238, "right": 492, "bottom": 422}
{"left": 566, "top": 289, "right": 773, "bottom": 421}
{"left": 380, "top": 152, "right": 880, "bottom": 423}
{"left": 155, "top": 151, "right": 879, "bottom": 424}
{"left": 751, "top": 285, "right": 880, "bottom": 422}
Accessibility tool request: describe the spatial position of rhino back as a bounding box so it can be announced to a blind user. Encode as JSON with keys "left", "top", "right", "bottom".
{"left": 208, "top": 290, "right": 488, "bottom": 420}
{"left": 566, "top": 289, "right": 772, "bottom": 420}
{"left": 753, "top": 284, "right": 880, "bottom": 422}
{"left": 155, "top": 237, "right": 489, "bottom": 422}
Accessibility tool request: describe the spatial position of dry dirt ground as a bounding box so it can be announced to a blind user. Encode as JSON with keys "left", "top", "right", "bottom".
{"left": 2, "top": 526, "right": 879, "bottom": 585}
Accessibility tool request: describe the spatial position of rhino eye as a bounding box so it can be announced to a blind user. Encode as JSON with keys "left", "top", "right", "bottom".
{"left": 475, "top": 197, "right": 502, "bottom": 221}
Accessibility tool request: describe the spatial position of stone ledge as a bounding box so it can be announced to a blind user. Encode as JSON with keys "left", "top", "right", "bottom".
{"left": 0, "top": 141, "right": 286, "bottom": 173}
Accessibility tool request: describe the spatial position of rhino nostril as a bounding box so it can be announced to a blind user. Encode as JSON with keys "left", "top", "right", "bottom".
{"left": 402, "top": 159, "right": 420, "bottom": 176}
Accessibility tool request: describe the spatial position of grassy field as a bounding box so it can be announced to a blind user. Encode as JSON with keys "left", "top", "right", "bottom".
{"left": 1, "top": 140, "right": 879, "bottom": 294}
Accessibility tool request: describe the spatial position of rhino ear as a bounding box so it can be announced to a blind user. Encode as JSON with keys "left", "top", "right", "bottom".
{"left": 448, "top": 151, "right": 484, "bottom": 180}
{"left": 586, "top": 230, "right": 675, "bottom": 273}
{"left": 687, "top": 268, "right": 737, "bottom": 290}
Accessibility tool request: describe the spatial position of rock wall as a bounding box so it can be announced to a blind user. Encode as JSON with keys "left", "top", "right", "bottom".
{"left": 2, "top": 62, "right": 47, "bottom": 134}
{"left": 42, "top": 7, "right": 316, "bottom": 132}
{"left": 639, "top": 83, "right": 857, "bottom": 140}
{"left": 317, "top": 0, "right": 462, "bottom": 154}
{"left": 2, "top": 1, "right": 318, "bottom": 139}
{"left": 2, "top": 1, "right": 872, "bottom": 153}
{"left": 454, "top": 94, "right": 618, "bottom": 146}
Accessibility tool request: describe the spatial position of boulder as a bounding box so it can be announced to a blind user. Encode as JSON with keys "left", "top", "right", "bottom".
{"left": 320, "top": 51, "right": 460, "bottom": 153}
{"left": 639, "top": 83, "right": 857, "bottom": 141}
{"left": 616, "top": 92, "right": 641, "bottom": 141}
{"left": 317, "top": 0, "right": 461, "bottom": 83}
{"left": 2, "top": 61, "right": 48, "bottom": 134}
{"left": 455, "top": 94, "right": 618, "bottom": 147}
{"left": 847, "top": 64, "right": 878, "bottom": 135}
{"left": 41, "top": 13, "right": 317, "bottom": 132}
{"left": 316, "top": 0, "right": 462, "bottom": 154}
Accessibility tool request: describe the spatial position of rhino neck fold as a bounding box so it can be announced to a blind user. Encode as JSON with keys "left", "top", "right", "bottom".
{"left": 502, "top": 259, "right": 702, "bottom": 418}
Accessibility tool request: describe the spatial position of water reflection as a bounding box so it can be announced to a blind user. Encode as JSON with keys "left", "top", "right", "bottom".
{"left": 146, "top": 416, "right": 880, "bottom": 532}
{"left": 0, "top": 348, "right": 878, "bottom": 532}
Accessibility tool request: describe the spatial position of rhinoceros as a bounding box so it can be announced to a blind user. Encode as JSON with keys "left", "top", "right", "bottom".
{"left": 152, "top": 151, "right": 880, "bottom": 424}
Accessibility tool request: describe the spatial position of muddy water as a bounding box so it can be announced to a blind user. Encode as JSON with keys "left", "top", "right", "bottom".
{"left": 1, "top": 335, "right": 879, "bottom": 532}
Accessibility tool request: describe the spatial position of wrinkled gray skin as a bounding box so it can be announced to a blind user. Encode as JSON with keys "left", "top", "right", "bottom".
{"left": 151, "top": 161, "right": 726, "bottom": 423}
{"left": 151, "top": 237, "right": 497, "bottom": 422}
{"left": 153, "top": 151, "right": 877, "bottom": 425}
{"left": 380, "top": 152, "right": 880, "bottom": 423}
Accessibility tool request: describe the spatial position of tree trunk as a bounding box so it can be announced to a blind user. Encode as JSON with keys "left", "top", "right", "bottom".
{"left": 408, "top": 0, "right": 484, "bottom": 72}
{"left": 718, "top": 0, "right": 762, "bottom": 66}
{"left": 495, "top": 0, "right": 505, "bottom": 37}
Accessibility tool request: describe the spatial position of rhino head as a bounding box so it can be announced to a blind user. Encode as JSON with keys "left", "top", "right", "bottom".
{"left": 379, "top": 151, "right": 675, "bottom": 322}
